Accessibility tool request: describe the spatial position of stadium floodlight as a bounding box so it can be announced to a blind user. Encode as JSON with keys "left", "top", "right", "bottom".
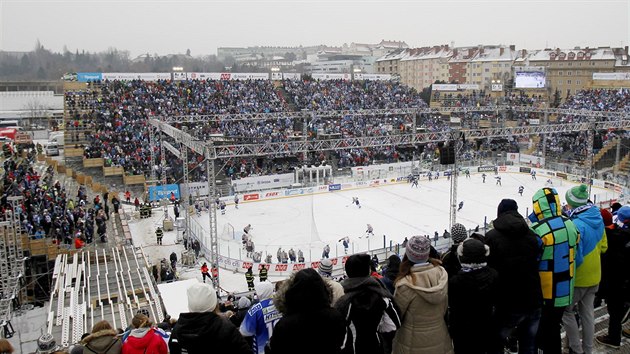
{"left": 172, "top": 66, "right": 184, "bottom": 72}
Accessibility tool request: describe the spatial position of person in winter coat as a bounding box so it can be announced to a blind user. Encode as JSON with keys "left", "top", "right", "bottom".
{"left": 240, "top": 281, "right": 281, "bottom": 354}
{"left": 335, "top": 253, "right": 401, "bottom": 354}
{"left": 392, "top": 236, "right": 452, "bottom": 354}
{"left": 81, "top": 320, "right": 122, "bottom": 354}
{"left": 528, "top": 188, "right": 579, "bottom": 354}
{"left": 317, "top": 258, "right": 344, "bottom": 305}
{"left": 596, "top": 206, "right": 630, "bottom": 348}
{"left": 486, "top": 198, "right": 542, "bottom": 353}
{"left": 267, "top": 268, "right": 346, "bottom": 354}
{"left": 121, "top": 314, "right": 168, "bottom": 354}
{"left": 169, "top": 282, "right": 251, "bottom": 354}
{"left": 381, "top": 255, "right": 401, "bottom": 295}
{"left": 440, "top": 223, "right": 468, "bottom": 278}
{"left": 448, "top": 238, "right": 498, "bottom": 354}
{"left": 245, "top": 266, "right": 255, "bottom": 291}
{"left": 230, "top": 297, "right": 252, "bottom": 328}
{"left": 562, "top": 185, "right": 607, "bottom": 354}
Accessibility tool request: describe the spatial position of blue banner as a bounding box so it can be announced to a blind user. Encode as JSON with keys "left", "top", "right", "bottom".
{"left": 328, "top": 184, "right": 341, "bottom": 191}
{"left": 77, "top": 72, "right": 103, "bottom": 82}
{"left": 148, "top": 184, "right": 180, "bottom": 201}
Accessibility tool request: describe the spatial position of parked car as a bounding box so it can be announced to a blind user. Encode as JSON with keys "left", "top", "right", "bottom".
{"left": 45, "top": 143, "right": 60, "bottom": 156}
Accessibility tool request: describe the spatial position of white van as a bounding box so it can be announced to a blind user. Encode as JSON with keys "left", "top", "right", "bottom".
{"left": 49, "top": 132, "right": 64, "bottom": 147}
{"left": 45, "top": 143, "right": 60, "bottom": 156}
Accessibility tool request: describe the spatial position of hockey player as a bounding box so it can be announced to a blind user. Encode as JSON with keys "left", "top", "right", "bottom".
{"left": 276, "top": 247, "right": 282, "bottom": 263}
{"left": 482, "top": 173, "right": 487, "bottom": 183}
{"left": 242, "top": 233, "right": 249, "bottom": 249}
{"left": 435, "top": 171, "right": 440, "bottom": 179}
{"left": 411, "top": 176, "right": 419, "bottom": 188}
{"left": 246, "top": 239, "right": 255, "bottom": 258}
{"left": 219, "top": 200, "right": 226, "bottom": 215}
{"left": 465, "top": 169, "right": 471, "bottom": 179}
{"left": 518, "top": 185, "right": 524, "bottom": 196}
{"left": 288, "top": 248, "right": 296, "bottom": 263}
{"left": 252, "top": 251, "right": 262, "bottom": 263}
{"left": 361, "top": 224, "right": 374, "bottom": 239}
{"left": 427, "top": 171, "right": 433, "bottom": 181}
{"left": 265, "top": 253, "right": 273, "bottom": 264}
{"left": 458, "top": 201, "right": 464, "bottom": 211}
{"left": 280, "top": 249, "right": 288, "bottom": 264}
{"left": 546, "top": 178, "right": 553, "bottom": 186}
{"left": 352, "top": 197, "right": 361, "bottom": 209}
{"left": 339, "top": 236, "right": 350, "bottom": 254}
{"left": 243, "top": 224, "right": 252, "bottom": 234}
{"left": 297, "top": 249, "right": 304, "bottom": 263}
{"left": 234, "top": 195, "right": 239, "bottom": 209}
{"left": 531, "top": 170, "right": 537, "bottom": 180}
{"left": 322, "top": 244, "right": 330, "bottom": 259}
{"left": 495, "top": 176, "right": 502, "bottom": 186}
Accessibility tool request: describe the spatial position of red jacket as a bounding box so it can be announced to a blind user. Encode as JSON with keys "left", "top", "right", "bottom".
{"left": 75, "top": 238, "right": 85, "bottom": 249}
{"left": 122, "top": 327, "right": 167, "bottom": 354}
{"left": 201, "top": 264, "right": 209, "bottom": 274}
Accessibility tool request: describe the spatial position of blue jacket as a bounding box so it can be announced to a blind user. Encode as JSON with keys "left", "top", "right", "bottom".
{"left": 569, "top": 204, "right": 607, "bottom": 287}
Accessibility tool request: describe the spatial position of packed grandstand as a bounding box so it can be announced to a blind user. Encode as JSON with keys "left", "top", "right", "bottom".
{"left": 5, "top": 78, "right": 630, "bottom": 354}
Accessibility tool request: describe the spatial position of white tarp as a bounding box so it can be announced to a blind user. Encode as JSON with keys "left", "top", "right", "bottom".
{"left": 157, "top": 278, "right": 199, "bottom": 320}
{"left": 232, "top": 173, "right": 295, "bottom": 193}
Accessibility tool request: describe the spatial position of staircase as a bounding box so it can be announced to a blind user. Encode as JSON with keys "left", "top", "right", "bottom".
{"left": 588, "top": 138, "right": 618, "bottom": 168}
{"left": 275, "top": 86, "right": 298, "bottom": 112}
{"left": 618, "top": 152, "right": 630, "bottom": 174}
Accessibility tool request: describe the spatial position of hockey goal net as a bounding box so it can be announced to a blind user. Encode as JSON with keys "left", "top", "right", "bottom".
{"left": 220, "top": 223, "right": 236, "bottom": 241}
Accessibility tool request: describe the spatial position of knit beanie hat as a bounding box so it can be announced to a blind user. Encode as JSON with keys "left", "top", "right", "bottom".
{"left": 318, "top": 258, "right": 333, "bottom": 275}
{"left": 405, "top": 236, "right": 431, "bottom": 264}
{"left": 36, "top": 333, "right": 60, "bottom": 354}
{"left": 497, "top": 199, "right": 518, "bottom": 217}
{"left": 187, "top": 282, "right": 218, "bottom": 312}
{"left": 617, "top": 205, "right": 630, "bottom": 224}
{"left": 600, "top": 208, "right": 613, "bottom": 227}
{"left": 255, "top": 281, "right": 274, "bottom": 300}
{"left": 345, "top": 254, "right": 371, "bottom": 278}
{"left": 457, "top": 238, "right": 490, "bottom": 269}
{"left": 237, "top": 296, "right": 252, "bottom": 309}
{"left": 451, "top": 223, "right": 468, "bottom": 244}
{"left": 565, "top": 184, "right": 589, "bottom": 208}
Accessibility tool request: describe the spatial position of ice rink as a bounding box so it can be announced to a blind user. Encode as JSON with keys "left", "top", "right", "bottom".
{"left": 194, "top": 171, "right": 618, "bottom": 262}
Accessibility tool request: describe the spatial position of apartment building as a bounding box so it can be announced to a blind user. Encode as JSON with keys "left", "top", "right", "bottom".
{"left": 466, "top": 45, "right": 517, "bottom": 89}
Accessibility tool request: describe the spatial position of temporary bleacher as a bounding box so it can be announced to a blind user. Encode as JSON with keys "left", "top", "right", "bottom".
{"left": 47, "top": 245, "right": 164, "bottom": 347}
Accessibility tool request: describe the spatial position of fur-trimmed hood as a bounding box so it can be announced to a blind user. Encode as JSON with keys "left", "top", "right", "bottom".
{"left": 81, "top": 329, "right": 121, "bottom": 354}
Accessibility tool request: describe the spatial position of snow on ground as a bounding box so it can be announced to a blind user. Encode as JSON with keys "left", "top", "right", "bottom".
{"left": 127, "top": 171, "right": 619, "bottom": 295}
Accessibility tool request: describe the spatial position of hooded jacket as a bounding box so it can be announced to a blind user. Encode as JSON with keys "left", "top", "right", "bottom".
{"left": 392, "top": 263, "right": 453, "bottom": 354}
{"left": 568, "top": 204, "right": 607, "bottom": 287}
{"left": 529, "top": 187, "right": 580, "bottom": 307}
{"left": 169, "top": 312, "right": 251, "bottom": 354}
{"left": 448, "top": 266, "right": 498, "bottom": 354}
{"left": 335, "top": 277, "right": 401, "bottom": 354}
{"left": 81, "top": 329, "right": 121, "bottom": 354}
{"left": 122, "top": 327, "right": 168, "bottom": 354}
{"left": 485, "top": 210, "right": 542, "bottom": 312}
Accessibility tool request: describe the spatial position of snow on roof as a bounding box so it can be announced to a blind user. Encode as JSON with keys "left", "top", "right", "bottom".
{"left": 470, "top": 46, "right": 517, "bottom": 62}
{"left": 375, "top": 48, "right": 410, "bottom": 62}
{"left": 526, "top": 47, "right": 616, "bottom": 61}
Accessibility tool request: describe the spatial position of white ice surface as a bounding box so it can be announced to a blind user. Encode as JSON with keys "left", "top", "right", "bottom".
{"left": 127, "top": 171, "right": 618, "bottom": 295}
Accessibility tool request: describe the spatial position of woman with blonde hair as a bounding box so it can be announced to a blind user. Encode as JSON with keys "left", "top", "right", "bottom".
{"left": 121, "top": 314, "right": 167, "bottom": 354}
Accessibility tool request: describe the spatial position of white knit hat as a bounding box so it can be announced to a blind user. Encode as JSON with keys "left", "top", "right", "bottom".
{"left": 187, "top": 282, "right": 217, "bottom": 312}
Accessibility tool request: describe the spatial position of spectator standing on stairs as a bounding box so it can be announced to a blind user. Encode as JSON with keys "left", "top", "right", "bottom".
{"left": 156, "top": 227, "right": 164, "bottom": 245}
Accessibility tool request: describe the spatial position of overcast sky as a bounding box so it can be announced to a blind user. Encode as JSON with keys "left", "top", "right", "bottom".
{"left": 1, "top": 0, "right": 628, "bottom": 57}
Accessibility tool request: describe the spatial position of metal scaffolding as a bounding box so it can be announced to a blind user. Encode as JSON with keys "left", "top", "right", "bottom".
{"left": 148, "top": 108, "right": 630, "bottom": 290}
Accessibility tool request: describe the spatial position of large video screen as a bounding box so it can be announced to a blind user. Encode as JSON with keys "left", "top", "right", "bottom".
{"left": 515, "top": 71, "right": 546, "bottom": 88}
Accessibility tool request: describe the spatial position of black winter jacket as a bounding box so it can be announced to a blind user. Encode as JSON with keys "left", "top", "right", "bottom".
{"left": 485, "top": 210, "right": 542, "bottom": 312}
{"left": 267, "top": 308, "right": 346, "bottom": 354}
{"left": 169, "top": 312, "right": 252, "bottom": 354}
